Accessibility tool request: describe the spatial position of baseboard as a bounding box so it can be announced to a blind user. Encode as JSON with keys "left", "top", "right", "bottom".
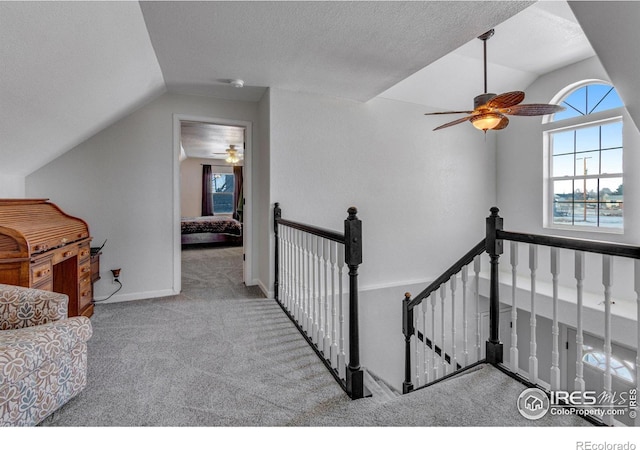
{"left": 93, "top": 288, "right": 178, "bottom": 304}
{"left": 255, "top": 279, "right": 273, "bottom": 299}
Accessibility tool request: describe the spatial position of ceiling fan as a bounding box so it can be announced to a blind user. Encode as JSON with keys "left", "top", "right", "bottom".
{"left": 212, "top": 144, "right": 244, "bottom": 164}
{"left": 425, "top": 29, "right": 565, "bottom": 132}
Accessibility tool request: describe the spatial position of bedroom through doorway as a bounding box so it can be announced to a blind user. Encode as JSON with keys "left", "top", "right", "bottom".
{"left": 178, "top": 119, "right": 247, "bottom": 290}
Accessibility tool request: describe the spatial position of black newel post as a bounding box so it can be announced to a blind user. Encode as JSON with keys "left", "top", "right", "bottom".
{"left": 402, "top": 292, "right": 414, "bottom": 394}
{"left": 485, "top": 206, "right": 504, "bottom": 364}
{"left": 273, "top": 203, "right": 281, "bottom": 302}
{"left": 344, "top": 207, "right": 364, "bottom": 399}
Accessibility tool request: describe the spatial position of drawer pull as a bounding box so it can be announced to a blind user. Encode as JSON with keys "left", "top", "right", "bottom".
{"left": 36, "top": 269, "right": 50, "bottom": 278}
{"left": 63, "top": 251, "right": 72, "bottom": 257}
{"left": 81, "top": 267, "right": 90, "bottom": 273}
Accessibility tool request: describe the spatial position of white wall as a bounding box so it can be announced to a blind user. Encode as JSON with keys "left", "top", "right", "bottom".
{"left": 179, "top": 157, "right": 233, "bottom": 218}
{"left": 0, "top": 174, "right": 25, "bottom": 198}
{"left": 496, "top": 56, "right": 640, "bottom": 307}
{"left": 26, "top": 93, "right": 259, "bottom": 302}
{"left": 497, "top": 56, "right": 640, "bottom": 244}
{"left": 256, "top": 89, "right": 272, "bottom": 294}
{"left": 268, "top": 88, "right": 499, "bottom": 386}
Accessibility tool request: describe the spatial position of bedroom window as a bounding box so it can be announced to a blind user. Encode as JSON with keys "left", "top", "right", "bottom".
{"left": 544, "top": 82, "right": 624, "bottom": 232}
{"left": 212, "top": 173, "right": 235, "bottom": 214}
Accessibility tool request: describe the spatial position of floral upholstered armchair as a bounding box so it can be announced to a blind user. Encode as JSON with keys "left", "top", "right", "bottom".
{"left": 0, "top": 284, "right": 92, "bottom": 426}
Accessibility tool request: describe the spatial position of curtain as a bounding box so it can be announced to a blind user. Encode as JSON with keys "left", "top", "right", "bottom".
{"left": 202, "top": 164, "right": 213, "bottom": 216}
{"left": 233, "top": 165, "right": 244, "bottom": 221}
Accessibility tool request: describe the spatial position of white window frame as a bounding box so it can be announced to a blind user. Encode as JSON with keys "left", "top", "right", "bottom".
{"left": 543, "top": 81, "right": 624, "bottom": 234}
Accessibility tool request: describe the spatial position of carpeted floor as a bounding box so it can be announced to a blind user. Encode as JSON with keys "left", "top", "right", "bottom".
{"left": 39, "top": 245, "right": 591, "bottom": 427}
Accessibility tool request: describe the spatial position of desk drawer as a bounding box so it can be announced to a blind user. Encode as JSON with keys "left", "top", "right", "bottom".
{"left": 31, "top": 260, "right": 52, "bottom": 285}
{"left": 52, "top": 246, "right": 78, "bottom": 265}
{"left": 78, "top": 259, "right": 91, "bottom": 279}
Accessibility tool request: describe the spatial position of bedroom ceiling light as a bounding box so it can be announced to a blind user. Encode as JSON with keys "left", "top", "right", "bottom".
{"left": 230, "top": 79, "right": 244, "bottom": 88}
{"left": 225, "top": 144, "right": 242, "bottom": 164}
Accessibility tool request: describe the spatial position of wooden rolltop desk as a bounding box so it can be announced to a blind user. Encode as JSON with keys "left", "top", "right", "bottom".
{"left": 0, "top": 199, "right": 94, "bottom": 318}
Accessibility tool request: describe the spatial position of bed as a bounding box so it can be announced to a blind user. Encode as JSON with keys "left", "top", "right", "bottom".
{"left": 181, "top": 216, "right": 242, "bottom": 246}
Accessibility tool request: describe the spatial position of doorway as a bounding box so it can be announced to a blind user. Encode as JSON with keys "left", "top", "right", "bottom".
{"left": 172, "top": 115, "right": 253, "bottom": 294}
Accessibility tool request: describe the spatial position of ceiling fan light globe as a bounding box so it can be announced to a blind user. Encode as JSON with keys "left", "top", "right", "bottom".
{"left": 471, "top": 113, "right": 503, "bottom": 131}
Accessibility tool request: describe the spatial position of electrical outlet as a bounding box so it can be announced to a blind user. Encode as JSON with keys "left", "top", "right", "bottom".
{"left": 111, "top": 268, "right": 121, "bottom": 284}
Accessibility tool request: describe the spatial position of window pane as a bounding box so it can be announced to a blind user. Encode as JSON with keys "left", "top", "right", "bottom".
{"left": 562, "top": 87, "right": 587, "bottom": 116}
{"left": 553, "top": 179, "right": 574, "bottom": 199}
{"left": 551, "top": 130, "right": 574, "bottom": 155}
{"left": 601, "top": 121, "right": 623, "bottom": 149}
{"left": 573, "top": 203, "right": 598, "bottom": 227}
{"left": 600, "top": 148, "right": 623, "bottom": 174}
{"left": 574, "top": 152, "right": 599, "bottom": 176}
{"left": 599, "top": 177, "right": 623, "bottom": 200}
{"left": 575, "top": 126, "right": 600, "bottom": 152}
{"left": 213, "top": 193, "right": 234, "bottom": 214}
{"left": 213, "top": 174, "right": 234, "bottom": 193}
{"left": 552, "top": 154, "right": 574, "bottom": 177}
{"left": 589, "top": 86, "right": 624, "bottom": 114}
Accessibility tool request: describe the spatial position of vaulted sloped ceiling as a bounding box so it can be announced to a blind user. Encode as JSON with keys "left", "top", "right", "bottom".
{"left": 0, "top": 1, "right": 534, "bottom": 182}
{"left": 569, "top": 1, "right": 640, "bottom": 131}
{"left": 0, "top": 1, "right": 166, "bottom": 178}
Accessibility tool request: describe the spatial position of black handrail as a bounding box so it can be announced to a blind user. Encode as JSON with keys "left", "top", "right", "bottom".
{"left": 408, "top": 239, "right": 487, "bottom": 308}
{"left": 497, "top": 230, "right": 640, "bottom": 259}
{"left": 275, "top": 217, "right": 345, "bottom": 244}
{"left": 273, "top": 203, "right": 366, "bottom": 400}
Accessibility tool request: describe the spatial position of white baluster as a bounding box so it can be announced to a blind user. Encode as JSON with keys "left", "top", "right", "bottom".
{"left": 310, "top": 235, "right": 318, "bottom": 343}
{"left": 635, "top": 260, "right": 640, "bottom": 427}
{"left": 602, "top": 254, "right": 614, "bottom": 426}
{"left": 450, "top": 275, "right": 458, "bottom": 371}
{"left": 337, "top": 244, "right": 346, "bottom": 379}
{"left": 315, "top": 236, "right": 323, "bottom": 343}
{"left": 529, "top": 244, "right": 538, "bottom": 384}
{"left": 288, "top": 227, "right": 294, "bottom": 313}
{"left": 316, "top": 238, "right": 325, "bottom": 351}
{"left": 330, "top": 241, "right": 338, "bottom": 368}
{"left": 415, "top": 303, "right": 421, "bottom": 387}
{"left": 430, "top": 292, "right": 437, "bottom": 380}
{"left": 282, "top": 227, "right": 289, "bottom": 310}
{"left": 296, "top": 230, "right": 303, "bottom": 324}
{"left": 575, "top": 251, "right": 586, "bottom": 392}
{"left": 550, "top": 247, "right": 561, "bottom": 391}
{"left": 510, "top": 242, "right": 519, "bottom": 373}
{"left": 423, "top": 299, "right": 429, "bottom": 382}
{"left": 461, "top": 265, "right": 469, "bottom": 367}
{"left": 306, "top": 234, "right": 313, "bottom": 333}
{"left": 474, "top": 255, "right": 482, "bottom": 361}
{"left": 323, "top": 239, "right": 331, "bottom": 356}
{"left": 440, "top": 285, "right": 447, "bottom": 375}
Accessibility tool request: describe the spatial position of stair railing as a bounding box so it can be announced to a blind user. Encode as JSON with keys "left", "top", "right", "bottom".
{"left": 402, "top": 207, "right": 640, "bottom": 427}
{"left": 273, "top": 203, "right": 366, "bottom": 399}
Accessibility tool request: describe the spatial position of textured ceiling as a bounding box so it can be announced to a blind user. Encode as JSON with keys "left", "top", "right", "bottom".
{"left": 5, "top": 1, "right": 640, "bottom": 183}
{"left": 140, "top": 1, "right": 533, "bottom": 102}
{"left": 380, "top": 1, "right": 595, "bottom": 111}
{"left": 181, "top": 122, "right": 245, "bottom": 160}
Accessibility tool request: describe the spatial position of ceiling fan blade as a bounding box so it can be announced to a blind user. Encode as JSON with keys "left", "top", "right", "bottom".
{"left": 424, "top": 110, "right": 473, "bottom": 116}
{"left": 486, "top": 91, "right": 525, "bottom": 109}
{"left": 433, "top": 116, "right": 473, "bottom": 131}
{"left": 499, "top": 104, "right": 565, "bottom": 116}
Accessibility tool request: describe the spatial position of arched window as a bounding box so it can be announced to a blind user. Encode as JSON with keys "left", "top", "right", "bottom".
{"left": 582, "top": 350, "right": 635, "bottom": 383}
{"left": 544, "top": 81, "right": 624, "bottom": 231}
